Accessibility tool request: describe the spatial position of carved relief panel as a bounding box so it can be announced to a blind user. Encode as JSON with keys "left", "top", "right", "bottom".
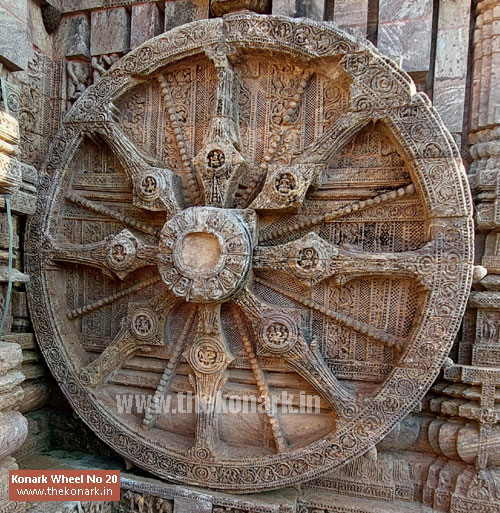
{"left": 26, "top": 14, "right": 473, "bottom": 492}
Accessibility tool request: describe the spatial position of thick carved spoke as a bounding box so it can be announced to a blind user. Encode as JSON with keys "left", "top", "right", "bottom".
{"left": 50, "top": 229, "right": 158, "bottom": 280}
{"left": 232, "top": 306, "right": 288, "bottom": 452}
{"left": 142, "top": 306, "right": 197, "bottom": 430}
{"left": 184, "top": 303, "right": 234, "bottom": 460}
{"left": 90, "top": 121, "right": 183, "bottom": 214}
{"left": 254, "top": 232, "right": 436, "bottom": 290}
{"left": 250, "top": 111, "right": 370, "bottom": 214}
{"left": 254, "top": 277, "right": 404, "bottom": 350}
{"left": 259, "top": 183, "right": 416, "bottom": 244}
{"left": 79, "top": 290, "right": 177, "bottom": 388}
{"left": 192, "top": 45, "right": 247, "bottom": 207}
{"left": 234, "top": 288, "right": 359, "bottom": 420}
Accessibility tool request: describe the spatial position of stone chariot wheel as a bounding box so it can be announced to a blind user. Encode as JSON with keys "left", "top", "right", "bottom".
{"left": 26, "top": 13, "right": 473, "bottom": 492}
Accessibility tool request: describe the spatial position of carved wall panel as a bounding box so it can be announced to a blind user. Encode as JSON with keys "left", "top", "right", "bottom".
{"left": 25, "top": 13, "right": 473, "bottom": 492}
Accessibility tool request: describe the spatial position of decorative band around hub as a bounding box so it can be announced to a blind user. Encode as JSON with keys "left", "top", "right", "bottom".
{"left": 158, "top": 207, "right": 252, "bottom": 302}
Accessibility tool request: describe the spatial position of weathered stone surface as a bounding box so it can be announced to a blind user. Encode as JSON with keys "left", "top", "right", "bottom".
{"left": 27, "top": 0, "right": 54, "bottom": 55}
{"left": 54, "top": 14, "right": 90, "bottom": 59}
{"left": 0, "top": 411, "right": 27, "bottom": 459}
{"left": 0, "top": 0, "right": 27, "bottom": 24}
{"left": 271, "top": 0, "right": 323, "bottom": 20}
{"left": 13, "top": 410, "right": 49, "bottom": 463}
{"left": 210, "top": 0, "right": 270, "bottom": 17}
{"left": 433, "top": 0, "right": 470, "bottom": 137}
{"left": 164, "top": 0, "right": 209, "bottom": 31}
{"left": 90, "top": 7, "right": 130, "bottom": 56}
{"left": 378, "top": 0, "right": 433, "bottom": 72}
{"left": 18, "top": 381, "right": 51, "bottom": 414}
{"left": 26, "top": 13, "right": 473, "bottom": 494}
{"left": 63, "top": 0, "right": 162, "bottom": 11}
{"left": 0, "top": 7, "right": 28, "bottom": 71}
{"left": 333, "top": 0, "right": 369, "bottom": 38}
{"left": 130, "top": 3, "right": 162, "bottom": 49}
{"left": 0, "top": 343, "right": 23, "bottom": 375}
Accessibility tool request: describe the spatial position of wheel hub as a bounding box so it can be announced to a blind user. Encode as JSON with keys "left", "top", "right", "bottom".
{"left": 158, "top": 206, "right": 253, "bottom": 303}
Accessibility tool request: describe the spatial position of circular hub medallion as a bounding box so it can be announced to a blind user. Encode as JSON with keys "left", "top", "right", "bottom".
{"left": 158, "top": 207, "right": 252, "bottom": 302}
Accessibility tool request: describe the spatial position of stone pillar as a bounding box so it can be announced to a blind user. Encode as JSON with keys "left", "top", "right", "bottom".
{"left": 426, "top": 1, "right": 500, "bottom": 510}
{"left": 0, "top": 110, "right": 29, "bottom": 513}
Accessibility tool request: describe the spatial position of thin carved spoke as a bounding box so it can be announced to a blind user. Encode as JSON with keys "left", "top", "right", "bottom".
{"left": 254, "top": 277, "right": 404, "bottom": 350}
{"left": 259, "top": 183, "right": 416, "bottom": 244}
{"left": 232, "top": 306, "right": 288, "bottom": 452}
{"left": 234, "top": 288, "right": 359, "bottom": 420}
{"left": 66, "top": 192, "right": 160, "bottom": 237}
{"left": 237, "top": 71, "right": 313, "bottom": 209}
{"left": 157, "top": 74, "right": 203, "bottom": 206}
{"left": 142, "top": 306, "right": 197, "bottom": 430}
{"left": 184, "top": 303, "right": 234, "bottom": 460}
{"left": 67, "top": 277, "right": 161, "bottom": 320}
{"left": 254, "top": 232, "right": 437, "bottom": 290}
{"left": 79, "top": 290, "right": 177, "bottom": 388}
{"left": 89, "top": 121, "right": 183, "bottom": 214}
{"left": 50, "top": 229, "right": 158, "bottom": 280}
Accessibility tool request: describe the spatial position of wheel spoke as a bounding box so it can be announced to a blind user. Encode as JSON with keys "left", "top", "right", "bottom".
{"left": 79, "top": 290, "right": 177, "bottom": 388}
{"left": 89, "top": 121, "right": 184, "bottom": 214}
{"left": 142, "top": 307, "right": 197, "bottom": 430}
{"left": 157, "top": 74, "right": 203, "bottom": 206}
{"left": 66, "top": 192, "right": 160, "bottom": 237}
{"left": 192, "top": 45, "right": 247, "bottom": 207}
{"left": 250, "top": 111, "right": 370, "bottom": 213}
{"left": 254, "top": 277, "right": 404, "bottom": 350}
{"left": 254, "top": 232, "right": 436, "bottom": 289}
{"left": 234, "top": 288, "right": 359, "bottom": 419}
{"left": 184, "top": 303, "right": 234, "bottom": 460}
{"left": 232, "top": 306, "right": 288, "bottom": 452}
{"left": 67, "top": 277, "right": 161, "bottom": 320}
{"left": 50, "top": 229, "right": 157, "bottom": 280}
{"left": 258, "top": 183, "right": 416, "bottom": 244}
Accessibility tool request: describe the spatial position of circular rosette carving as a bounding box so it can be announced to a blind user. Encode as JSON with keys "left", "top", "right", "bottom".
{"left": 188, "top": 337, "right": 232, "bottom": 374}
{"left": 130, "top": 309, "right": 158, "bottom": 340}
{"left": 26, "top": 13, "right": 473, "bottom": 493}
{"left": 259, "top": 316, "right": 297, "bottom": 353}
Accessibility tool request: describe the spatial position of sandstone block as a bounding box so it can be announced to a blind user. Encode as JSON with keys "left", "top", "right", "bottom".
{"left": 333, "top": 0, "right": 369, "bottom": 38}
{"left": 0, "top": 7, "right": 28, "bottom": 71}
{"left": 90, "top": 7, "right": 130, "bottom": 56}
{"left": 19, "top": 381, "right": 51, "bottom": 413}
{"left": 0, "top": 0, "right": 27, "bottom": 23}
{"left": 130, "top": 3, "right": 163, "bottom": 49}
{"left": 378, "top": 0, "right": 433, "bottom": 72}
{"left": 0, "top": 342, "right": 23, "bottom": 375}
{"left": 164, "top": 0, "right": 208, "bottom": 32}
{"left": 55, "top": 13, "right": 90, "bottom": 59}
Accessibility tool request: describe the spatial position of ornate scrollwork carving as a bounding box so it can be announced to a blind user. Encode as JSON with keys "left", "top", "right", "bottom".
{"left": 26, "top": 13, "right": 473, "bottom": 493}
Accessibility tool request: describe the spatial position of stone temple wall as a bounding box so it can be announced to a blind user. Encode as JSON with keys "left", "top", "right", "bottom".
{"left": 0, "top": 0, "right": 499, "bottom": 512}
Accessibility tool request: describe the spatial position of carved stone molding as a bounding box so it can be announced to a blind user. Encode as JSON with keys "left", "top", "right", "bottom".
{"left": 26, "top": 13, "right": 473, "bottom": 492}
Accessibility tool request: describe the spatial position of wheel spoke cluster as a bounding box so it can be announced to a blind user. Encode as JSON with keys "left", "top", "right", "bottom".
{"left": 50, "top": 40, "right": 430, "bottom": 460}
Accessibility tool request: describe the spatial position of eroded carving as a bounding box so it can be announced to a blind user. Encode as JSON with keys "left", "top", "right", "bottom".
{"left": 26, "top": 13, "right": 473, "bottom": 492}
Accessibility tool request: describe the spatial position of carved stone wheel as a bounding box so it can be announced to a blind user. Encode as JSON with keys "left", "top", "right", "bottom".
{"left": 26, "top": 13, "right": 473, "bottom": 492}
